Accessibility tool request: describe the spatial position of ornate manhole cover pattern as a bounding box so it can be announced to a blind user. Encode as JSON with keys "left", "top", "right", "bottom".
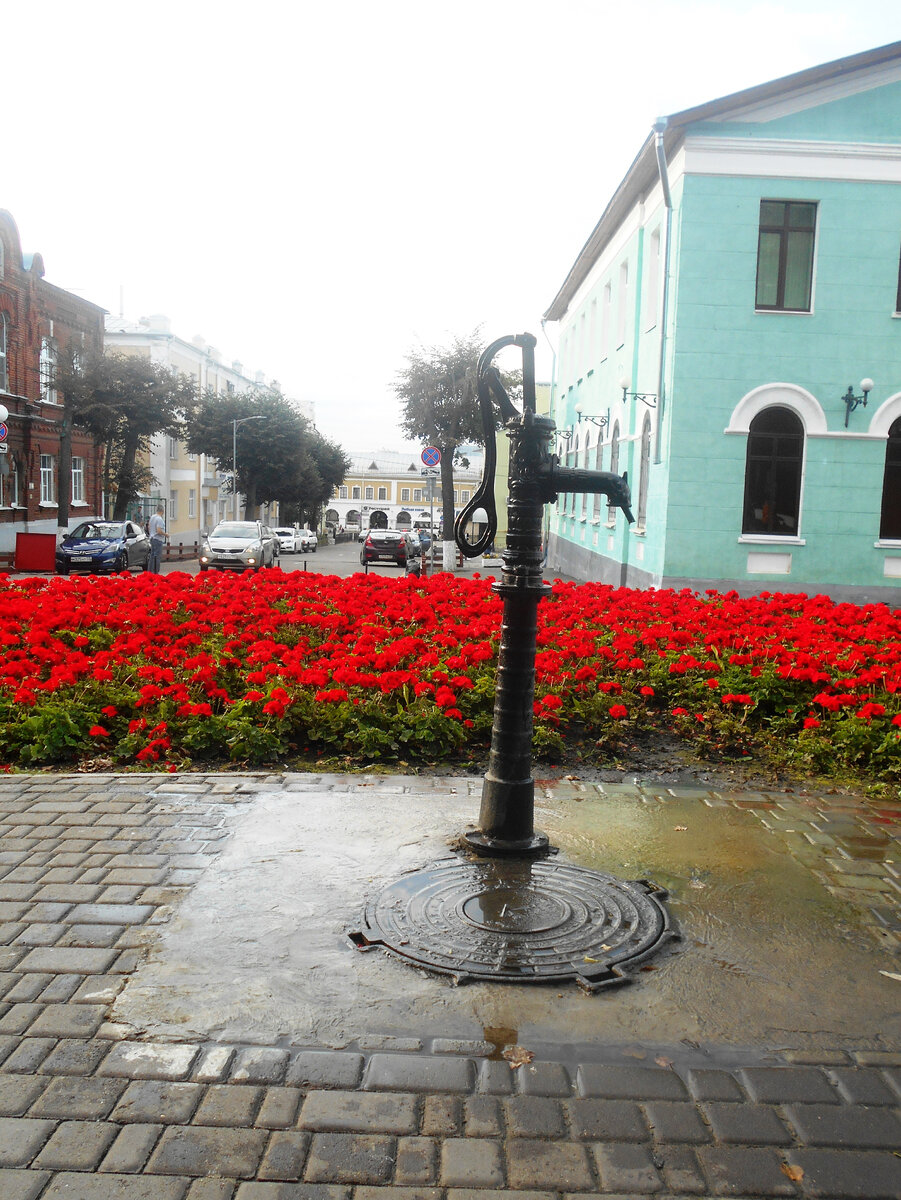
{"left": 349, "top": 857, "right": 677, "bottom": 991}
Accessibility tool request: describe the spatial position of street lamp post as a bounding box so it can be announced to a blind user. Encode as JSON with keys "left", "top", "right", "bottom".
{"left": 231, "top": 415, "right": 266, "bottom": 520}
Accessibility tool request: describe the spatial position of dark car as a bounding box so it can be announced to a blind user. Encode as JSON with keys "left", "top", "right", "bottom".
{"left": 360, "top": 529, "right": 420, "bottom": 567}
{"left": 56, "top": 520, "right": 151, "bottom": 575}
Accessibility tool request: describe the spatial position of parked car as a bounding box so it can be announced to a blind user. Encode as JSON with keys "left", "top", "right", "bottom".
{"left": 274, "top": 527, "right": 298, "bottom": 553}
{"left": 56, "top": 520, "right": 151, "bottom": 575}
{"left": 199, "top": 521, "right": 279, "bottom": 572}
{"left": 360, "top": 529, "right": 420, "bottom": 568}
{"left": 296, "top": 528, "right": 318, "bottom": 553}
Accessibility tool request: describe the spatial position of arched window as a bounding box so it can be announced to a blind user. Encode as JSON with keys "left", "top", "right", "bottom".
{"left": 636, "top": 413, "right": 652, "bottom": 530}
{"left": 880, "top": 416, "right": 901, "bottom": 540}
{"left": 592, "top": 437, "right": 604, "bottom": 519}
{"left": 607, "top": 422, "right": 620, "bottom": 522}
{"left": 742, "top": 406, "right": 804, "bottom": 535}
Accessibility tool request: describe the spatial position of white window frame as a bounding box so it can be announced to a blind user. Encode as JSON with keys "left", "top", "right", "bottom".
{"left": 71, "top": 456, "right": 86, "bottom": 505}
{"left": 1, "top": 454, "right": 19, "bottom": 507}
{"left": 40, "top": 337, "right": 58, "bottom": 404}
{"left": 40, "top": 454, "right": 56, "bottom": 504}
{"left": 401, "top": 487, "right": 410, "bottom": 501}
{"left": 0, "top": 312, "right": 8, "bottom": 392}
{"left": 169, "top": 488, "right": 178, "bottom": 520}
{"left": 188, "top": 488, "right": 196, "bottom": 518}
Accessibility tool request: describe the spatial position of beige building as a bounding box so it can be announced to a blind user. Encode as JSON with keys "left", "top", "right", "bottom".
{"left": 104, "top": 314, "right": 313, "bottom": 545}
{"left": 324, "top": 451, "right": 482, "bottom": 535}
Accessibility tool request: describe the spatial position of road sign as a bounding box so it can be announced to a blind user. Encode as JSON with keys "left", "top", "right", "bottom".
{"left": 0, "top": 423, "right": 8, "bottom": 441}
{"left": 421, "top": 446, "right": 441, "bottom": 468}
{"left": 0, "top": 444, "right": 8, "bottom": 454}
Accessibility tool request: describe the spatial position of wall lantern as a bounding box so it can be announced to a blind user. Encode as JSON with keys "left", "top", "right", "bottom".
{"left": 574, "top": 402, "right": 609, "bottom": 429}
{"left": 842, "top": 378, "right": 874, "bottom": 427}
{"left": 619, "top": 373, "right": 657, "bottom": 408}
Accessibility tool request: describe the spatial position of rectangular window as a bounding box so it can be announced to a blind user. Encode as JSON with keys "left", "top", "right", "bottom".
{"left": 168, "top": 437, "right": 178, "bottom": 459}
{"left": 0, "top": 312, "right": 8, "bottom": 392}
{"left": 188, "top": 488, "right": 196, "bottom": 518}
{"left": 413, "top": 488, "right": 422, "bottom": 502}
{"left": 339, "top": 485, "right": 347, "bottom": 498}
{"left": 377, "top": 486, "right": 387, "bottom": 500}
{"left": 755, "top": 200, "right": 816, "bottom": 311}
{"left": 616, "top": 262, "right": 629, "bottom": 347}
{"left": 645, "top": 228, "right": 661, "bottom": 328}
{"left": 40, "top": 454, "right": 55, "bottom": 503}
{"left": 169, "top": 489, "right": 178, "bottom": 520}
{"left": 1, "top": 455, "right": 19, "bottom": 507}
{"left": 40, "top": 338, "right": 58, "bottom": 404}
{"left": 401, "top": 488, "right": 410, "bottom": 501}
{"left": 351, "top": 486, "right": 360, "bottom": 499}
{"left": 71, "top": 456, "right": 85, "bottom": 504}
{"left": 364, "top": 486, "right": 374, "bottom": 500}
{"left": 461, "top": 490, "right": 470, "bottom": 503}
{"left": 896, "top": 243, "right": 901, "bottom": 313}
{"left": 601, "top": 282, "right": 612, "bottom": 359}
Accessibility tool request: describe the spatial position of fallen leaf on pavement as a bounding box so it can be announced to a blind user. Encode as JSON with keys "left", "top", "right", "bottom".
{"left": 655, "top": 1055, "right": 674, "bottom": 1068}
{"left": 879, "top": 970, "right": 901, "bottom": 982}
{"left": 781, "top": 1164, "right": 804, "bottom": 1182}
{"left": 502, "top": 1046, "right": 534, "bottom": 1069}
{"left": 674, "top": 825, "right": 688, "bottom": 831}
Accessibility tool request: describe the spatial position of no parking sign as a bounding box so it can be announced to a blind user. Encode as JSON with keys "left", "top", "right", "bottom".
{"left": 421, "top": 446, "right": 441, "bottom": 468}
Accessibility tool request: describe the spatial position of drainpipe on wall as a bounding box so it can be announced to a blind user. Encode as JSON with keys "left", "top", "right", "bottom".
{"left": 652, "top": 117, "right": 673, "bottom": 465}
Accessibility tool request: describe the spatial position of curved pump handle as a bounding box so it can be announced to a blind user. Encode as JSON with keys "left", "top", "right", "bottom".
{"left": 454, "top": 334, "right": 537, "bottom": 559}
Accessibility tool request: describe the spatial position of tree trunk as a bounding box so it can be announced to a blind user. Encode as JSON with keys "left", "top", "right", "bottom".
{"left": 440, "top": 448, "right": 456, "bottom": 572}
{"left": 112, "top": 432, "right": 140, "bottom": 520}
{"left": 243, "top": 477, "right": 258, "bottom": 520}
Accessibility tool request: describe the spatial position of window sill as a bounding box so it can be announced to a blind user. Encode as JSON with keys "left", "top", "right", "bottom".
{"left": 38, "top": 502, "right": 58, "bottom": 509}
{"left": 605, "top": 520, "right": 617, "bottom": 530}
{"left": 633, "top": 527, "right": 647, "bottom": 537}
{"left": 71, "top": 500, "right": 88, "bottom": 507}
{"left": 738, "top": 534, "right": 805, "bottom": 546}
{"left": 875, "top": 539, "right": 901, "bottom": 548}
{"left": 754, "top": 308, "right": 812, "bottom": 316}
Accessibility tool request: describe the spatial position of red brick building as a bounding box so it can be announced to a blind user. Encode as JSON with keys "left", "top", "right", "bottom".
{"left": 0, "top": 209, "right": 105, "bottom": 554}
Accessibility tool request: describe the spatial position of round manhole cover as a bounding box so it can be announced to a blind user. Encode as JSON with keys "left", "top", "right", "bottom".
{"left": 349, "top": 857, "right": 677, "bottom": 991}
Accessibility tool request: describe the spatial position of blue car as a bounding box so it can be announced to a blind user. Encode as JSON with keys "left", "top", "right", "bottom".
{"left": 56, "top": 520, "right": 151, "bottom": 575}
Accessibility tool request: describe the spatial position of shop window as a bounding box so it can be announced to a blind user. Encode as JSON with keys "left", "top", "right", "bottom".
{"left": 742, "top": 406, "right": 804, "bottom": 535}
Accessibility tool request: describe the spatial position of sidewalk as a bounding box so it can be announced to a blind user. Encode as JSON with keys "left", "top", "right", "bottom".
{"left": 0, "top": 771, "right": 898, "bottom": 1198}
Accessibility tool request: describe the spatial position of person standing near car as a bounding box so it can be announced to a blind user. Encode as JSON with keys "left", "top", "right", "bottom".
{"left": 147, "top": 505, "right": 168, "bottom": 573}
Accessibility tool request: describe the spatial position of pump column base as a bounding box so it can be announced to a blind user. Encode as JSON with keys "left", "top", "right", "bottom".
{"left": 463, "top": 775, "right": 553, "bottom": 858}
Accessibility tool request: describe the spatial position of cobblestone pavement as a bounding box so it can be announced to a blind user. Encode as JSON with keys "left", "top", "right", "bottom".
{"left": 0, "top": 772, "right": 898, "bottom": 1199}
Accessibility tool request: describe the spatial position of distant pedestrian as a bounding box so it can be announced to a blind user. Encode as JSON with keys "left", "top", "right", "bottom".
{"left": 147, "top": 505, "right": 168, "bottom": 573}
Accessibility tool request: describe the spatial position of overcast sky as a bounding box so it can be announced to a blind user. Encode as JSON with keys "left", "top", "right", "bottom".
{"left": 4, "top": 1, "right": 899, "bottom": 454}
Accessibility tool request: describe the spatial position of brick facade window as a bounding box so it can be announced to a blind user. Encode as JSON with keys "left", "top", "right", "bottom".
{"left": 40, "top": 454, "right": 56, "bottom": 504}
{"left": 40, "top": 338, "right": 58, "bottom": 404}
{"left": 71, "top": 457, "right": 86, "bottom": 504}
{"left": 0, "top": 312, "right": 7, "bottom": 391}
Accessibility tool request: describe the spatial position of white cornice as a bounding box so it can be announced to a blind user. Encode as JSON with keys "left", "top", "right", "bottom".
{"left": 683, "top": 136, "right": 901, "bottom": 183}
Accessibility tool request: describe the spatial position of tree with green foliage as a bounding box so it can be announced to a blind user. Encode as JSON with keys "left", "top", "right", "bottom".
{"left": 55, "top": 350, "right": 199, "bottom": 522}
{"left": 185, "top": 386, "right": 348, "bottom": 523}
{"left": 394, "top": 330, "right": 487, "bottom": 571}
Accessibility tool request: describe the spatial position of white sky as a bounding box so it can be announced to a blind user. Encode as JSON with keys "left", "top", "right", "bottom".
{"left": 4, "top": 1, "right": 899, "bottom": 455}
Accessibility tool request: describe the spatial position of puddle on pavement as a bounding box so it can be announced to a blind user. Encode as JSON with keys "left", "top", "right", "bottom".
{"left": 114, "top": 785, "right": 901, "bottom": 1054}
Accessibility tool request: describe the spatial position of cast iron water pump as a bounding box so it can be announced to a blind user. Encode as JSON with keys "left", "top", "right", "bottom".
{"left": 349, "top": 333, "right": 676, "bottom": 992}
{"left": 454, "top": 332, "right": 634, "bottom": 855}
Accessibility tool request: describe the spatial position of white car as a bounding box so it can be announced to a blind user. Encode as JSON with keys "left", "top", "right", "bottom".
{"left": 200, "top": 521, "right": 279, "bottom": 572}
{"left": 274, "top": 527, "right": 298, "bottom": 553}
{"left": 297, "top": 528, "right": 318, "bottom": 553}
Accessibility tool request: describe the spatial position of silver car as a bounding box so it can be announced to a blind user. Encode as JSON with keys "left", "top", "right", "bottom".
{"left": 200, "top": 521, "right": 279, "bottom": 572}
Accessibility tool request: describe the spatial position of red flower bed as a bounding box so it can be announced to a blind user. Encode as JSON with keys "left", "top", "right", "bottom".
{"left": 1, "top": 571, "right": 900, "bottom": 777}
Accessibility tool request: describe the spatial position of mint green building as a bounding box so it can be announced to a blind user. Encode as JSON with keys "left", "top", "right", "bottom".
{"left": 544, "top": 41, "right": 901, "bottom": 602}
